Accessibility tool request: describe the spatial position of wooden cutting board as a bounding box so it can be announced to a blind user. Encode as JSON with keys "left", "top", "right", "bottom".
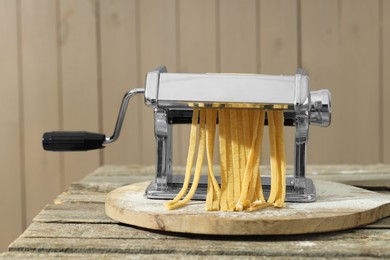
{"left": 105, "top": 180, "right": 390, "bottom": 235}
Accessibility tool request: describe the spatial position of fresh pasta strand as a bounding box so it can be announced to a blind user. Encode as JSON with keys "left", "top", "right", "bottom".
{"left": 242, "top": 109, "right": 252, "bottom": 160}
{"left": 166, "top": 106, "right": 286, "bottom": 212}
{"left": 218, "top": 109, "right": 228, "bottom": 211}
{"left": 247, "top": 111, "right": 266, "bottom": 207}
{"left": 273, "top": 110, "right": 286, "bottom": 208}
{"left": 252, "top": 110, "right": 266, "bottom": 203}
{"left": 165, "top": 109, "right": 199, "bottom": 207}
{"left": 229, "top": 109, "right": 241, "bottom": 208}
{"left": 205, "top": 109, "right": 220, "bottom": 211}
{"left": 235, "top": 110, "right": 260, "bottom": 211}
{"left": 237, "top": 110, "right": 246, "bottom": 185}
{"left": 225, "top": 109, "right": 235, "bottom": 211}
{"left": 266, "top": 110, "right": 286, "bottom": 208}
{"left": 267, "top": 110, "right": 278, "bottom": 204}
{"left": 165, "top": 110, "right": 206, "bottom": 210}
{"left": 248, "top": 111, "right": 272, "bottom": 212}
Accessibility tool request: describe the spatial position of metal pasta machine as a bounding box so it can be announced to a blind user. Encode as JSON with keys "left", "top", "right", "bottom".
{"left": 43, "top": 66, "right": 331, "bottom": 203}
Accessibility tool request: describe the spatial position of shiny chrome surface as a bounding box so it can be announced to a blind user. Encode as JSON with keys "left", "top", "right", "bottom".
{"left": 100, "top": 67, "right": 332, "bottom": 202}
{"left": 142, "top": 67, "right": 332, "bottom": 202}
{"left": 104, "top": 88, "right": 145, "bottom": 144}
{"left": 154, "top": 109, "right": 173, "bottom": 189}
{"left": 310, "top": 89, "right": 331, "bottom": 127}
{"left": 144, "top": 66, "right": 167, "bottom": 107}
{"left": 155, "top": 73, "right": 301, "bottom": 108}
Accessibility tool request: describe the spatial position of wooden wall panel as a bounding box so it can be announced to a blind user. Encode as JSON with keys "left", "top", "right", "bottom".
{"left": 20, "top": 0, "right": 62, "bottom": 225}
{"left": 259, "top": 0, "right": 298, "bottom": 75}
{"left": 301, "top": 0, "right": 341, "bottom": 164}
{"left": 139, "top": 0, "right": 177, "bottom": 164}
{"left": 59, "top": 0, "right": 101, "bottom": 185}
{"left": 179, "top": 0, "right": 217, "bottom": 73}
{"left": 337, "top": 0, "right": 380, "bottom": 163}
{"left": 99, "top": 0, "right": 141, "bottom": 165}
{"left": 0, "top": 0, "right": 23, "bottom": 252}
{"left": 219, "top": 0, "right": 258, "bottom": 73}
{"left": 259, "top": 0, "right": 298, "bottom": 165}
{"left": 383, "top": 0, "right": 390, "bottom": 163}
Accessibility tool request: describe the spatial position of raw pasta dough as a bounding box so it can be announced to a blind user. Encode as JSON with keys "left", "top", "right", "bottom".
{"left": 165, "top": 108, "right": 286, "bottom": 211}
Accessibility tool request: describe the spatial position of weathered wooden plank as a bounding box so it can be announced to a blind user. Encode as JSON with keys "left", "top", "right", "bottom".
{"left": 0, "top": 252, "right": 285, "bottom": 260}
{"left": 85, "top": 165, "right": 156, "bottom": 177}
{"left": 52, "top": 179, "right": 151, "bottom": 204}
{"left": 8, "top": 230, "right": 390, "bottom": 257}
{"left": 32, "top": 198, "right": 390, "bottom": 229}
{"left": 53, "top": 174, "right": 154, "bottom": 204}
{"left": 5, "top": 164, "right": 390, "bottom": 257}
{"left": 367, "top": 217, "right": 390, "bottom": 229}
{"left": 309, "top": 174, "right": 390, "bottom": 190}
{"left": 22, "top": 223, "right": 172, "bottom": 240}
{"left": 32, "top": 203, "right": 114, "bottom": 224}
{"left": 66, "top": 176, "right": 153, "bottom": 194}
{"left": 62, "top": 166, "right": 155, "bottom": 194}
{"left": 79, "top": 175, "right": 154, "bottom": 185}
{"left": 54, "top": 192, "right": 106, "bottom": 205}
{"left": 23, "top": 221, "right": 390, "bottom": 242}
{"left": 306, "top": 164, "right": 390, "bottom": 174}
{"left": 306, "top": 165, "right": 390, "bottom": 190}
{"left": 0, "top": 0, "right": 23, "bottom": 252}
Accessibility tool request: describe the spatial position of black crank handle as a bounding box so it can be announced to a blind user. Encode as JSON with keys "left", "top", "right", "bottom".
{"left": 42, "top": 88, "right": 145, "bottom": 152}
{"left": 42, "top": 131, "right": 106, "bottom": 151}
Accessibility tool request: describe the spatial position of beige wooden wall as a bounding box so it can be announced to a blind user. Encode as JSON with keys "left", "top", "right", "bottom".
{"left": 0, "top": 0, "right": 389, "bottom": 251}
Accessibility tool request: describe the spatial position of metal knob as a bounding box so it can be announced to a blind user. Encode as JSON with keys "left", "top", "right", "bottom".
{"left": 310, "top": 89, "right": 331, "bottom": 127}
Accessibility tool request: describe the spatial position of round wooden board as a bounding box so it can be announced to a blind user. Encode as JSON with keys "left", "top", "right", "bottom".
{"left": 105, "top": 180, "right": 390, "bottom": 235}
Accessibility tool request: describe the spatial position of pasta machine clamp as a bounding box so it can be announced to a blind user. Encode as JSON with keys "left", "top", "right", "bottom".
{"left": 43, "top": 66, "right": 331, "bottom": 203}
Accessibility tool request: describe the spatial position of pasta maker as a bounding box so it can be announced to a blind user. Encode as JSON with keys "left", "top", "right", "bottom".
{"left": 43, "top": 66, "right": 331, "bottom": 203}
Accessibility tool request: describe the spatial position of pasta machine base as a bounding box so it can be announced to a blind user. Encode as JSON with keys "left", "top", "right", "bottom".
{"left": 105, "top": 180, "right": 390, "bottom": 235}
{"left": 145, "top": 176, "right": 316, "bottom": 202}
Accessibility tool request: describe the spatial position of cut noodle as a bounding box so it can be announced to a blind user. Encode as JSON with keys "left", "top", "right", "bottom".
{"left": 166, "top": 107, "right": 286, "bottom": 212}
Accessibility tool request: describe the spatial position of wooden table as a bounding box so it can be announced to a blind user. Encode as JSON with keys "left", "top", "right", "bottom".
{"left": 1, "top": 165, "right": 390, "bottom": 259}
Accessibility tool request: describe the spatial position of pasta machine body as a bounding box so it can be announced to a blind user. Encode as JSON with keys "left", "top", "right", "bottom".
{"left": 43, "top": 66, "right": 331, "bottom": 203}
